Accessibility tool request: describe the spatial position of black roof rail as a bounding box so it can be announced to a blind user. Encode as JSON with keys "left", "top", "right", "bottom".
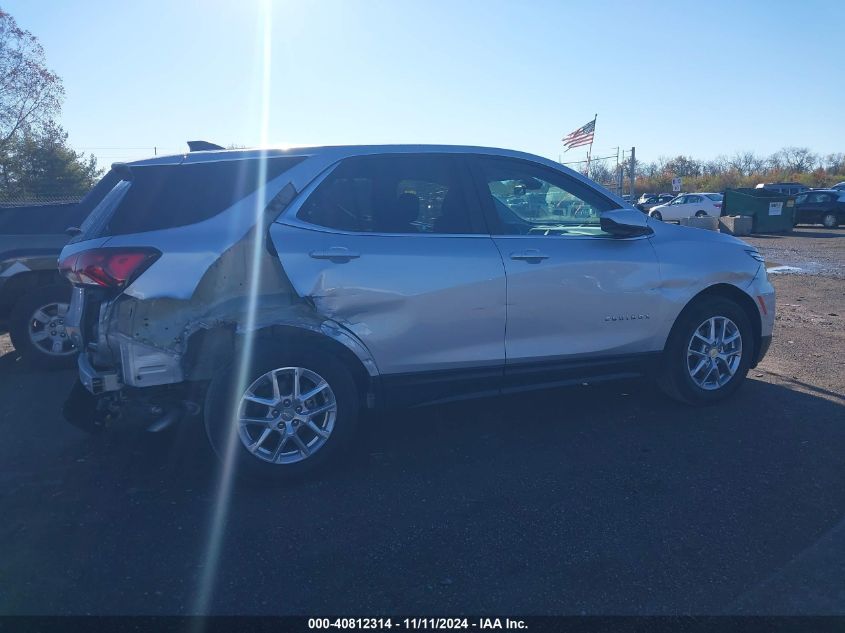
{"left": 187, "top": 140, "right": 225, "bottom": 152}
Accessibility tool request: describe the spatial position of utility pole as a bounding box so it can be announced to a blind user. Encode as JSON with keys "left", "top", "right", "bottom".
{"left": 629, "top": 146, "right": 636, "bottom": 199}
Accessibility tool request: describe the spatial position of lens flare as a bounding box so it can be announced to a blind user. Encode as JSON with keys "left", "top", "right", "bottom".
{"left": 191, "top": 0, "right": 274, "bottom": 620}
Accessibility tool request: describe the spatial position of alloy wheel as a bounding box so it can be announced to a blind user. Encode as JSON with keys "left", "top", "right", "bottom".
{"left": 28, "top": 302, "right": 76, "bottom": 357}
{"left": 822, "top": 213, "right": 838, "bottom": 229}
{"left": 237, "top": 367, "right": 337, "bottom": 465}
{"left": 686, "top": 316, "right": 742, "bottom": 391}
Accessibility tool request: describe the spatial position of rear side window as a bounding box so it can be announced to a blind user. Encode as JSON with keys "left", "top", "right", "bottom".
{"left": 297, "top": 155, "right": 479, "bottom": 234}
{"left": 85, "top": 157, "right": 304, "bottom": 237}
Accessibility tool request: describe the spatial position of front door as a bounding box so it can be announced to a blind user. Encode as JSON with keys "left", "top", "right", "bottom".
{"left": 663, "top": 195, "right": 690, "bottom": 221}
{"left": 469, "top": 156, "right": 664, "bottom": 387}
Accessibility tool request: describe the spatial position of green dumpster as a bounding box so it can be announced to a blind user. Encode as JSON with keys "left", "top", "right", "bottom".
{"left": 722, "top": 188, "right": 795, "bottom": 233}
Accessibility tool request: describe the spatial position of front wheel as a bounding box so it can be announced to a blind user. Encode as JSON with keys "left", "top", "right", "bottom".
{"left": 204, "top": 345, "right": 360, "bottom": 482}
{"left": 651, "top": 211, "right": 663, "bottom": 221}
{"left": 822, "top": 212, "right": 839, "bottom": 229}
{"left": 658, "top": 297, "right": 753, "bottom": 405}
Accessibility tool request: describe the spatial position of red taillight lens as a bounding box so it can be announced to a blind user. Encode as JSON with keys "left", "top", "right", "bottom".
{"left": 59, "top": 248, "right": 160, "bottom": 289}
{"left": 714, "top": 203, "right": 722, "bottom": 208}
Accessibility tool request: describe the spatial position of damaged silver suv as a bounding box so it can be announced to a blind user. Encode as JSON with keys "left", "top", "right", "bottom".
{"left": 60, "top": 144, "right": 775, "bottom": 480}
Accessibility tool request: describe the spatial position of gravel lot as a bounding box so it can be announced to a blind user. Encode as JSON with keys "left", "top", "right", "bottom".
{"left": 0, "top": 227, "right": 842, "bottom": 616}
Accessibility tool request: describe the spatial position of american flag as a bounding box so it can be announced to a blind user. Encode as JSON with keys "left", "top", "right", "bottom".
{"left": 562, "top": 118, "right": 596, "bottom": 150}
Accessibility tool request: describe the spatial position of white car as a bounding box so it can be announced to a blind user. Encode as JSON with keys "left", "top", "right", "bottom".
{"left": 649, "top": 193, "right": 723, "bottom": 222}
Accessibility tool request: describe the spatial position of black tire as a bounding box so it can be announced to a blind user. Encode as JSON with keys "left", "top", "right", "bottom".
{"left": 204, "top": 344, "right": 360, "bottom": 482}
{"left": 695, "top": 210, "right": 707, "bottom": 218}
{"left": 651, "top": 211, "right": 662, "bottom": 221}
{"left": 8, "top": 283, "right": 77, "bottom": 369}
{"left": 821, "top": 212, "right": 839, "bottom": 229}
{"left": 657, "top": 297, "right": 754, "bottom": 405}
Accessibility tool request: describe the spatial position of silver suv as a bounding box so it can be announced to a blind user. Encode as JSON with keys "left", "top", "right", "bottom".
{"left": 59, "top": 145, "right": 775, "bottom": 480}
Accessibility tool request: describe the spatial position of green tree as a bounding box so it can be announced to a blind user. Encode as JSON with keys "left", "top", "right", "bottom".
{"left": 0, "top": 121, "right": 100, "bottom": 201}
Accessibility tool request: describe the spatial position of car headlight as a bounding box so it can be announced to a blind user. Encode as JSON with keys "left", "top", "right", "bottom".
{"left": 745, "top": 249, "right": 765, "bottom": 263}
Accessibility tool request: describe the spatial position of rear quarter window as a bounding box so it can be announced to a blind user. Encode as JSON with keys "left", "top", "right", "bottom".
{"left": 96, "top": 157, "right": 304, "bottom": 236}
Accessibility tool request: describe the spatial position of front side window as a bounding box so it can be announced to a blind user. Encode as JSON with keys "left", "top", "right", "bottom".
{"left": 795, "top": 194, "right": 808, "bottom": 204}
{"left": 475, "top": 157, "right": 617, "bottom": 237}
{"left": 297, "top": 155, "right": 476, "bottom": 234}
{"left": 670, "top": 196, "right": 687, "bottom": 205}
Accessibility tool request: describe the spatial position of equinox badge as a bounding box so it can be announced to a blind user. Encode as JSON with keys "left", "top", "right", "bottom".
{"left": 605, "top": 314, "right": 651, "bottom": 322}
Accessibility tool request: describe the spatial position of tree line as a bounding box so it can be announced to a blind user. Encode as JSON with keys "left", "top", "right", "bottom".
{"left": 0, "top": 8, "right": 99, "bottom": 204}
{"left": 587, "top": 148, "right": 845, "bottom": 194}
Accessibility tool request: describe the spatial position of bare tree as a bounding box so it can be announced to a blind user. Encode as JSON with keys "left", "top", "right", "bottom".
{"left": 822, "top": 153, "right": 845, "bottom": 174}
{"left": 773, "top": 147, "right": 818, "bottom": 173}
{"left": 727, "top": 151, "right": 765, "bottom": 176}
{"left": 663, "top": 155, "right": 702, "bottom": 178}
{"left": 0, "top": 9, "right": 63, "bottom": 152}
{"left": 587, "top": 160, "right": 613, "bottom": 184}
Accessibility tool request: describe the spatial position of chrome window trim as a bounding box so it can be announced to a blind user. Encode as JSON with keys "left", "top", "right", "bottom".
{"left": 490, "top": 232, "right": 653, "bottom": 243}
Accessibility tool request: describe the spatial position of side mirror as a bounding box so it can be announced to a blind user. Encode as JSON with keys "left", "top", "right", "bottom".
{"left": 600, "top": 208, "right": 653, "bottom": 238}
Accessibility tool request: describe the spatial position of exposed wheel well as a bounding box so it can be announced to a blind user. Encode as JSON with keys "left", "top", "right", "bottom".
{"left": 667, "top": 283, "right": 762, "bottom": 363}
{"left": 184, "top": 324, "right": 374, "bottom": 404}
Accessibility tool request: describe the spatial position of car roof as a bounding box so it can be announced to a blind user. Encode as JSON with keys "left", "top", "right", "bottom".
{"left": 122, "top": 144, "right": 565, "bottom": 170}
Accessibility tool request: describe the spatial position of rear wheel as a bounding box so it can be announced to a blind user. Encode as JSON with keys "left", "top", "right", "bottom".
{"left": 204, "top": 344, "right": 359, "bottom": 481}
{"left": 822, "top": 212, "right": 839, "bottom": 229}
{"left": 695, "top": 210, "right": 707, "bottom": 218}
{"left": 658, "top": 297, "right": 753, "bottom": 405}
{"left": 8, "top": 284, "right": 77, "bottom": 369}
{"left": 651, "top": 211, "right": 663, "bottom": 221}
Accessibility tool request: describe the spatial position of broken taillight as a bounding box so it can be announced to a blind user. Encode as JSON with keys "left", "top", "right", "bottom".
{"left": 59, "top": 248, "right": 160, "bottom": 289}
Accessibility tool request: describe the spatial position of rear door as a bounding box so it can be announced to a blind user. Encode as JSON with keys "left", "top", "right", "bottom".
{"left": 270, "top": 153, "right": 507, "bottom": 404}
{"left": 468, "top": 155, "right": 664, "bottom": 388}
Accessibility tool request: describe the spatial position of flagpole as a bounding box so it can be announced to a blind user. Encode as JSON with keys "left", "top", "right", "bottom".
{"left": 585, "top": 113, "right": 597, "bottom": 177}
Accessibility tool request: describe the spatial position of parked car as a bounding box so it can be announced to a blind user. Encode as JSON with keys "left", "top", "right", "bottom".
{"left": 636, "top": 193, "right": 676, "bottom": 213}
{"left": 0, "top": 200, "right": 93, "bottom": 367}
{"left": 831, "top": 182, "right": 845, "bottom": 191}
{"left": 755, "top": 182, "right": 809, "bottom": 196}
{"left": 793, "top": 190, "right": 845, "bottom": 228}
{"left": 648, "top": 193, "right": 723, "bottom": 222}
{"left": 60, "top": 144, "right": 775, "bottom": 481}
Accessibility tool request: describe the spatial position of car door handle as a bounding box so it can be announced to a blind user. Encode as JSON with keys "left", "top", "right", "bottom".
{"left": 510, "top": 250, "right": 549, "bottom": 262}
{"left": 309, "top": 247, "right": 361, "bottom": 261}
